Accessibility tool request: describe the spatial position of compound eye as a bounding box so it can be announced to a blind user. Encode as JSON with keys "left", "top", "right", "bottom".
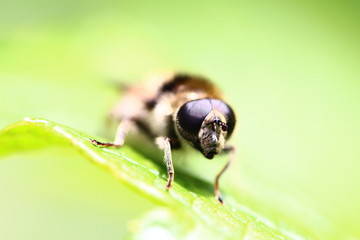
{"left": 176, "top": 99, "right": 213, "bottom": 141}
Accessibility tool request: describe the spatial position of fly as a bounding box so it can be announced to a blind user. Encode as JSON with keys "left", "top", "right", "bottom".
{"left": 90, "top": 73, "right": 236, "bottom": 204}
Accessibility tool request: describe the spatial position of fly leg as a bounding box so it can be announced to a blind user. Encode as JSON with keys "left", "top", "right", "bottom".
{"left": 90, "top": 118, "right": 132, "bottom": 147}
{"left": 156, "top": 137, "right": 174, "bottom": 189}
{"left": 214, "top": 145, "right": 236, "bottom": 204}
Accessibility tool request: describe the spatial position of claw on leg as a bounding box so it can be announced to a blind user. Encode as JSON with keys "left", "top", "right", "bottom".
{"left": 166, "top": 172, "right": 174, "bottom": 190}
{"left": 90, "top": 139, "right": 121, "bottom": 147}
{"left": 90, "top": 118, "right": 132, "bottom": 148}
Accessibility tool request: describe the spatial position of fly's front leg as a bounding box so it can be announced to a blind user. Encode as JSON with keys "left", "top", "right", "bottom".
{"left": 214, "top": 145, "right": 236, "bottom": 204}
{"left": 156, "top": 137, "right": 174, "bottom": 189}
{"left": 90, "top": 118, "right": 132, "bottom": 147}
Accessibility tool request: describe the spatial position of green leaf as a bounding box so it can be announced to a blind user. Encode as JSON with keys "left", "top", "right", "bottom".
{"left": 0, "top": 118, "right": 300, "bottom": 239}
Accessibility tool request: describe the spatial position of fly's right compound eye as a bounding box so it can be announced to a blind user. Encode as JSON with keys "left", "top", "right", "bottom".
{"left": 176, "top": 99, "right": 212, "bottom": 142}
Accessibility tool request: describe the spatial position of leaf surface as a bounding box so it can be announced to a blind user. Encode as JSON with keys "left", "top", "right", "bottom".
{"left": 0, "top": 118, "right": 300, "bottom": 239}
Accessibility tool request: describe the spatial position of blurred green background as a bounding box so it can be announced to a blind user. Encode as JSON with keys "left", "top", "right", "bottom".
{"left": 1, "top": 0, "right": 360, "bottom": 239}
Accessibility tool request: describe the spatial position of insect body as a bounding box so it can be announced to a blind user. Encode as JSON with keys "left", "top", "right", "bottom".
{"left": 91, "top": 73, "right": 236, "bottom": 203}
